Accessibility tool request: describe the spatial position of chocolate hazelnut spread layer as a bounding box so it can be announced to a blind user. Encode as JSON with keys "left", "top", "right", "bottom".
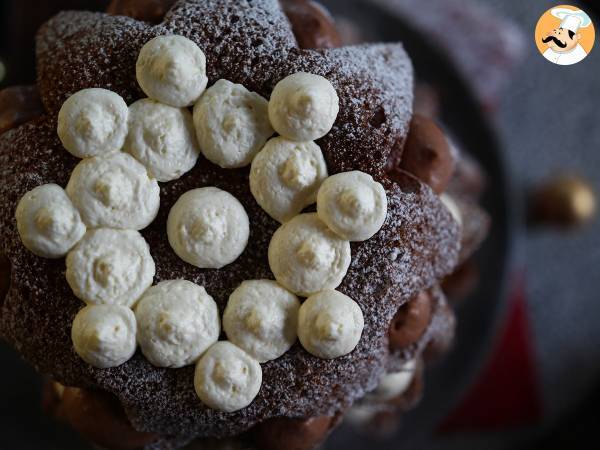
{"left": 281, "top": 0, "right": 342, "bottom": 49}
{"left": 0, "top": 86, "right": 44, "bottom": 135}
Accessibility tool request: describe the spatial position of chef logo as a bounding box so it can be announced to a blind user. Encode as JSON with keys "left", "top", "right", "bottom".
{"left": 535, "top": 5, "right": 595, "bottom": 65}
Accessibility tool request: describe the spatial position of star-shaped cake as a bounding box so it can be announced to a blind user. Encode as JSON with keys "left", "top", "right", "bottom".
{"left": 0, "top": 1, "right": 468, "bottom": 449}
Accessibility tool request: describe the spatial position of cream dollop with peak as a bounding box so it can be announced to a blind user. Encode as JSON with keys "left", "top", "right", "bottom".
{"left": 66, "top": 228, "right": 155, "bottom": 307}
{"left": 135, "top": 280, "right": 220, "bottom": 368}
{"left": 136, "top": 35, "right": 208, "bottom": 107}
{"left": 317, "top": 171, "right": 387, "bottom": 241}
{"left": 365, "top": 359, "right": 417, "bottom": 402}
{"left": 71, "top": 304, "right": 137, "bottom": 368}
{"left": 194, "top": 79, "right": 273, "bottom": 168}
{"left": 57, "top": 88, "right": 129, "bottom": 158}
{"left": 194, "top": 341, "right": 262, "bottom": 412}
{"left": 124, "top": 98, "right": 200, "bottom": 182}
{"left": 344, "top": 403, "right": 380, "bottom": 426}
{"left": 268, "top": 72, "right": 339, "bottom": 141}
{"left": 250, "top": 137, "right": 328, "bottom": 223}
{"left": 16, "top": 184, "right": 86, "bottom": 258}
{"left": 66, "top": 152, "right": 160, "bottom": 230}
{"left": 298, "top": 290, "right": 364, "bottom": 359}
{"left": 223, "top": 280, "right": 300, "bottom": 363}
{"left": 167, "top": 187, "right": 249, "bottom": 269}
{"left": 268, "top": 213, "right": 350, "bottom": 296}
{"left": 19, "top": 27, "right": 381, "bottom": 403}
{"left": 440, "top": 193, "right": 463, "bottom": 227}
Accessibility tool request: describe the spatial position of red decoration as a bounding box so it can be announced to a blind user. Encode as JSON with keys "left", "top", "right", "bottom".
{"left": 440, "top": 275, "right": 543, "bottom": 431}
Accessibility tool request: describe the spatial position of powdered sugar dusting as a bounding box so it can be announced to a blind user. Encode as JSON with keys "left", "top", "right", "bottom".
{"left": 1, "top": 0, "right": 459, "bottom": 443}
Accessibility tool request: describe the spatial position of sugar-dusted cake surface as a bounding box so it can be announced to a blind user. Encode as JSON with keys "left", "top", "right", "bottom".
{"left": 0, "top": 0, "right": 460, "bottom": 443}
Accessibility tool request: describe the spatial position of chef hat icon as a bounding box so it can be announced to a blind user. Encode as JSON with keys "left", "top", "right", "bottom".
{"left": 551, "top": 8, "right": 592, "bottom": 33}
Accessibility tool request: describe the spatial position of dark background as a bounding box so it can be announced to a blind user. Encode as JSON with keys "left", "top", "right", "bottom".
{"left": 476, "top": 0, "right": 600, "bottom": 441}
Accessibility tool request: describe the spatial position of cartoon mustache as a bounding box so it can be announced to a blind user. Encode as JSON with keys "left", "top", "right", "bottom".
{"left": 542, "top": 35, "right": 567, "bottom": 48}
